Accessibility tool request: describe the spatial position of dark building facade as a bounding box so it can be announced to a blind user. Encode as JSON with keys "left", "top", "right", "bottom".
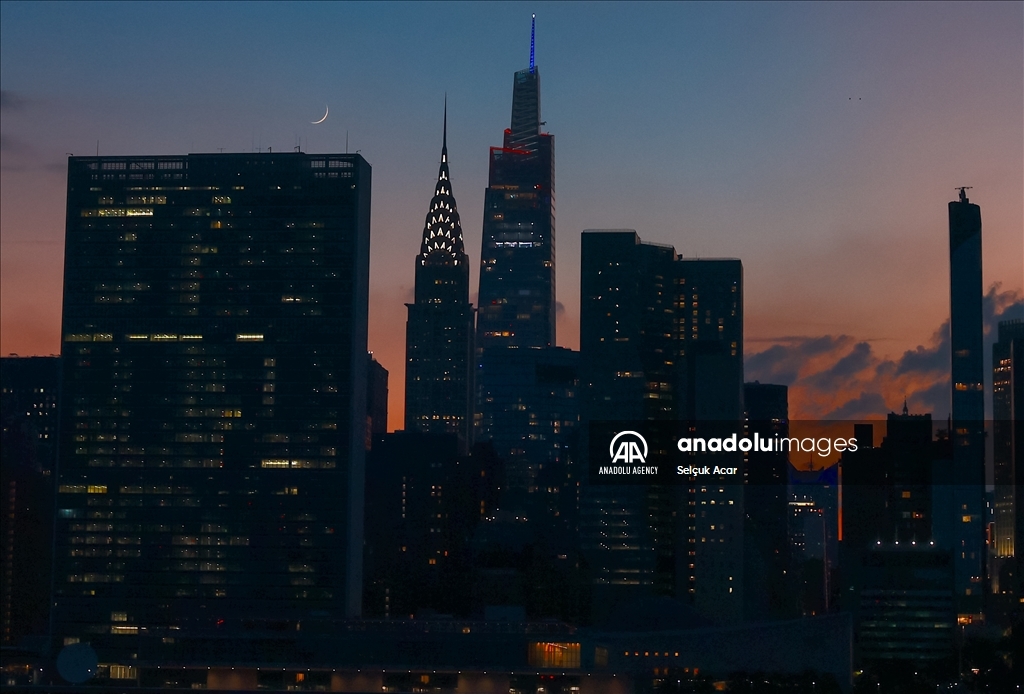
{"left": 992, "top": 318, "right": 1024, "bottom": 594}
{"left": 578, "top": 230, "right": 744, "bottom": 623}
{"left": 474, "top": 345, "right": 579, "bottom": 523}
{"left": 743, "top": 382, "right": 792, "bottom": 620}
{"left": 948, "top": 187, "right": 985, "bottom": 612}
{"left": 53, "top": 153, "right": 371, "bottom": 662}
{"left": 472, "top": 24, "right": 576, "bottom": 532}
{"left": 1, "top": 356, "right": 60, "bottom": 647}
{"left": 476, "top": 21, "right": 555, "bottom": 352}
{"left": 367, "top": 353, "right": 388, "bottom": 440}
{"left": 855, "top": 545, "right": 955, "bottom": 664}
{"left": 363, "top": 432, "right": 500, "bottom": 619}
{"left": 404, "top": 109, "right": 474, "bottom": 446}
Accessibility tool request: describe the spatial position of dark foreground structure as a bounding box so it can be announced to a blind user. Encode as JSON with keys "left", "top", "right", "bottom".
{"left": 53, "top": 153, "right": 372, "bottom": 663}
{"left": 2, "top": 612, "right": 852, "bottom": 692}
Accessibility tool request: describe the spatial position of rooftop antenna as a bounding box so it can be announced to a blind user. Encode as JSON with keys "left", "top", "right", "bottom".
{"left": 442, "top": 93, "right": 448, "bottom": 163}
{"left": 956, "top": 186, "right": 973, "bottom": 203}
{"left": 529, "top": 14, "right": 536, "bottom": 73}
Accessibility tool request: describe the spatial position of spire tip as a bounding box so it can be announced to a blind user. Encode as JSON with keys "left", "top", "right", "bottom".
{"left": 529, "top": 14, "right": 536, "bottom": 72}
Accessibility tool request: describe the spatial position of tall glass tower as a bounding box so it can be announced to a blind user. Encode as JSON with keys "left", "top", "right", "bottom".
{"left": 474, "top": 18, "right": 571, "bottom": 519}
{"left": 477, "top": 15, "right": 556, "bottom": 350}
{"left": 948, "top": 187, "right": 985, "bottom": 613}
{"left": 404, "top": 104, "right": 474, "bottom": 446}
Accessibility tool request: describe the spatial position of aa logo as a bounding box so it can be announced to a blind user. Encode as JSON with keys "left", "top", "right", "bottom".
{"left": 609, "top": 431, "right": 648, "bottom": 464}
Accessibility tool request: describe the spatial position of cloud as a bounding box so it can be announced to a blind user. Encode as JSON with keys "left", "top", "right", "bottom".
{"left": 820, "top": 392, "right": 889, "bottom": 420}
{"left": 0, "top": 90, "right": 26, "bottom": 111}
{"left": 745, "top": 334, "right": 854, "bottom": 386}
{"left": 0, "top": 134, "right": 29, "bottom": 156}
{"left": 984, "top": 283, "right": 1024, "bottom": 334}
{"left": 746, "top": 282, "right": 1022, "bottom": 420}
{"left": 804, "top": 341, "right": 873, "bottom": 390}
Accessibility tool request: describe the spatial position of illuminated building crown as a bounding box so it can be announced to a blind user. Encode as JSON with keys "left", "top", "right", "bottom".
{"left": 419, "top": 100, "right": 465, "bottom": 266}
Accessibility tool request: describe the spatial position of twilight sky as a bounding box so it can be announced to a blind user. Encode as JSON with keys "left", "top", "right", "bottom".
{"left": 1, "top": 1, "right": 1021, "bottom": 431}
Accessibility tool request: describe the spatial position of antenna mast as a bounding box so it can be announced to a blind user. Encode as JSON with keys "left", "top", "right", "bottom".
{"left": 530, "top": 14, "right": 536, "bottom": 73}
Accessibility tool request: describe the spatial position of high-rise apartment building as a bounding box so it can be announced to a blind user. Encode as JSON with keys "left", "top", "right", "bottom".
{"left": 579, "top": 230, "right": 744, "bottom": 623}
{"left": 53, "top": 153, "right": 371, "bottom": 661}
{"left": 947, "top": 187, "right": 985, "bottom": 613}
{"left": 404, "top": 108, "right": 474, "bottom": 446}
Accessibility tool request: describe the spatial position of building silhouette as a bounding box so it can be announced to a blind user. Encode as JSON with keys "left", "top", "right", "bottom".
{"left": 743, "top": 382, "right": 793, "bottom": 619}
{"left": 578, "top": 230, "right": 744, "bottom": 623}
{"left": 367, "top": 353, "right": 389, "bottom": 440}
{"left": 404, "top": 105, "right": 474, "bottom": 447}
{"left": 472, "top": 19, "right": 577, "bottom": 525}
{"left": 474, "top": 346, "right": 579, "bottom": 524}
{"left": 1, "top": 356, "right": 60, "bottom": 647}
{"left": 476, "top": 16, "right": 555, "bottom": 352}
{"left": 948, "top": 187, "right": 985, "bottom": 614}
{"left": 992, "top": 318, "right": 1024, "bottom": 595}
{"left": 53, "top": 153, "right": 371, "bottom": 662}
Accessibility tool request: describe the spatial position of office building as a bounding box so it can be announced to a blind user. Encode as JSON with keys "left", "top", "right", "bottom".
{"left": 474, "top": 345, "right": 579, "bottom": 524}
{"left": 743, "top": 382, "right": 792, "bottom": 619}
{"left": 366, "top": 354, "right": 388, "bottom": 440}
{"left": 1, "top": 356, "right": 60, "bottom": 646}
{"left": 948, "top": 187, "right": 985, "bottom": 613}
{"left": 472, "top": 20, "right": 577, "bottom": 528}
{"left": 476, "top": 17, "right": 555, "bottom": 352}
{"left": 53, "top": 152, "right": 371, "bottom": 661}
{"left": 404, "top": 107, "right": 474, "bottom": 446}
{"left": 578, "top": 230, "right": 744, "bottom": 623}
{"left": 855, "top": 545, "right": 955, "bottom": 664}
{"left": 992, "top": 318, "right": 1024, "bottom": 594}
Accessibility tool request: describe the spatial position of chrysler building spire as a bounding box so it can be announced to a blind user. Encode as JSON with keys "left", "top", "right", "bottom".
{"left": 404, "top": 101, "right": 474, "bottom": 446}
{"left": 419, "top": 100, "right": 465, "bottom": 265}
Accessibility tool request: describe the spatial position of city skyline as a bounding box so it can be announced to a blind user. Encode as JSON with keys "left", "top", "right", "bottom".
{"left": 2, "top": 2, "right": 1022, "bottom": 430}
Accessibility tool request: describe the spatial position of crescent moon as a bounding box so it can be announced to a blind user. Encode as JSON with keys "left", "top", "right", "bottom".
{"left": 311, "top": 106, "right": 328, "bottom": 124}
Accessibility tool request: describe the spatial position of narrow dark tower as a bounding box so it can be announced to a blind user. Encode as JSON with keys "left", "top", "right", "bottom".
{"left": 404, "top": 102, "right": 474, "bottom": 448}
{"left": 948, "top": 186, "right": 985, "bottom": 615}
{"left": 477, "top": 13, "right": 555, "bottom": 351}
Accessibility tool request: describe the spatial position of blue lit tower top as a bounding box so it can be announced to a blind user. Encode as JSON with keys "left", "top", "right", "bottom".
{"left": 530, "top": 13, "right": 536, "bottom": 73}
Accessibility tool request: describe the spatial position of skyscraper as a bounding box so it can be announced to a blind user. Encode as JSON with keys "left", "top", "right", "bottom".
{"left": 53, "top": 152, "right": 371, "bottom": 661}
{"left": 743, "top": 382, "right": 792, "bottom": 619}
{"left": 947, "top": 187, "right": 984, "bottom": 613}
{"left": 367, "top": 353, "right": 389, "bottom": 440}
{"left": 578, "top": 230, "right": 744, "bottom": 623}
{"left": 474, "top": 18, "right": 574, "bottom": 522}
{"left": 1, "top": 356, "right": 60, "bottom": 646}
{"left": 992, "top": 318, "right": 1023, "bottom": 594}
{"left": 477, "top": 16, "right": 555, "bottom": 351}
{"left": 404, "top": 105, "right": 474, "bottom": 446}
